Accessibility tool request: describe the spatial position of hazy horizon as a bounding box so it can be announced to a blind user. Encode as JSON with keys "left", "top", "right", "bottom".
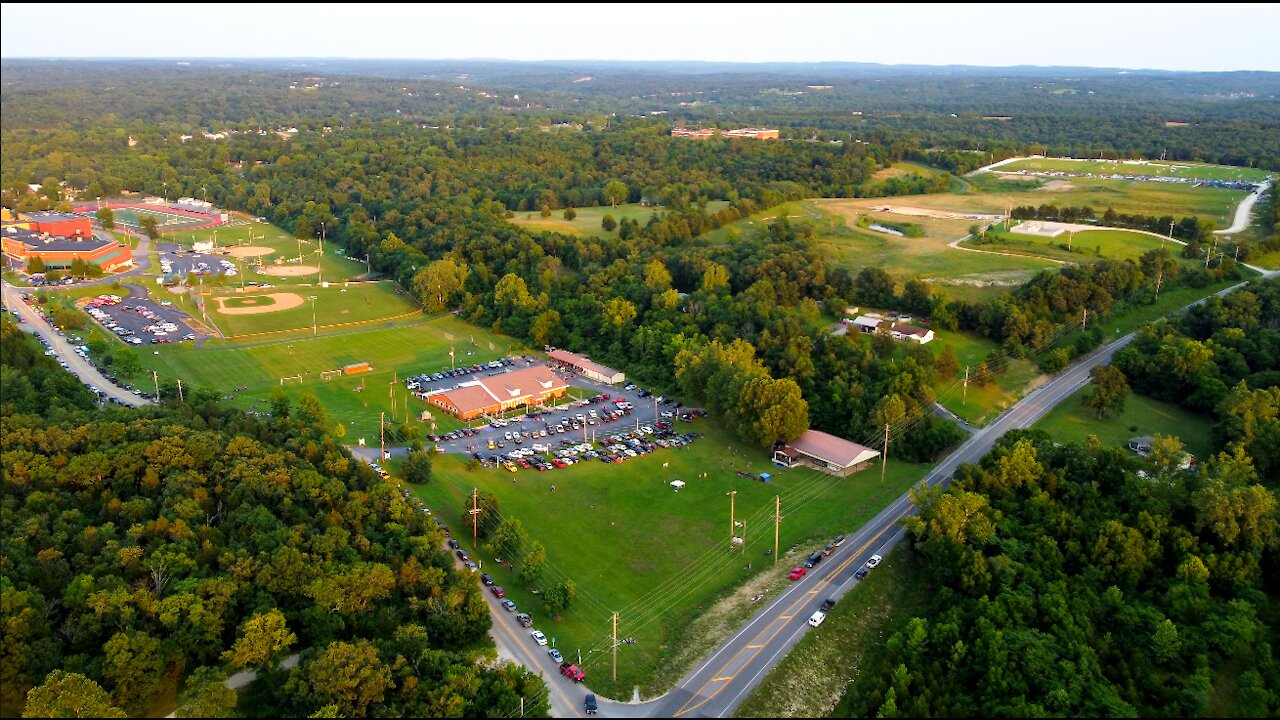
{"left": 2, "top": 3, "right": 1278, "bottom": 73}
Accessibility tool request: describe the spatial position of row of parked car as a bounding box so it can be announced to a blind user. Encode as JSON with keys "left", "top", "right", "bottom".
{"left": 405, "top": 357, "right": 522, "bottom": 393}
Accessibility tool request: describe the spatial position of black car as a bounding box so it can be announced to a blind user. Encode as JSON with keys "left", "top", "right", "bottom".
{"left": 447, "top": 538, "right": 461, "bottom": 550}
{"left": 480, "top": 573, "right": 494, "bottom": 586}
{"left": 456, "top": 549, "right": 469, "bottom": 562}
{"left": 854, "top": 567, "right": 869, "bottom": 580}
{"left": 820, "top": 598, "right": 836, "bottom": 612}
{"left": 584, "top": 694, "right": 598, "bottom": 715}
{"left": 804, "top": 552, "right": 822, "bottom": 568}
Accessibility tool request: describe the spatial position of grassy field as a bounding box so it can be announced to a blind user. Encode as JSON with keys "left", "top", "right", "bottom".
{"left": 907, "top": 176, "right": 1248, "bottom": 227}
{"left": 199, "top": 280, "right": 420, "bottom": 338}
{"left": 997, "top": 157, "right": 1270, "bottom": 183}
{"left": 968, "top": 226, "right": 1171, "bottom": 264}
{"left": 170, "top": 218, "right": 369, "bottom": 284}
{"left": 809, "top": 200, "right": 1057, "bottom": 301}
{"left": 1035, "top": 386, "right": 1214, "bottom": 460}
{"left": 135, "top": 315, "right": 529, "bottom": 439}
{"left": 411, "top": 427, "right": 929, "bottom": 699}
{"left": 735, "top": 548, "right": 932, "bottom": 718}
{"left": 508, "top": 201, "right": 730, "bottom": 238}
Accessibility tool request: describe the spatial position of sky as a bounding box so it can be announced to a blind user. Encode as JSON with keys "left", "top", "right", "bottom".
{"left": 2, "top": 3, "right": 1277, "bottom": 72}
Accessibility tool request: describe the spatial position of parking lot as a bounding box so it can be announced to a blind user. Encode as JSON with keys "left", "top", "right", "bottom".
{"left": 155, "top": 242, "right": 253, "bottom": 285}
{"left": 84, "top": 287, "right": 201, "bottom": 346}
{"left": 395, "top": 356, "right": 703, "bottom": 472}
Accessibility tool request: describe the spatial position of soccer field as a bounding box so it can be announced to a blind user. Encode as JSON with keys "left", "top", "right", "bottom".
{"left": 996, "top": 157, "right": 1270, "bottom": 183}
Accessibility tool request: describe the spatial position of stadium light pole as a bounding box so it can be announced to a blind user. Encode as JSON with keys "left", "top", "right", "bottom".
{"left": 308, "top": 295, "right": 318, "bottom": 335}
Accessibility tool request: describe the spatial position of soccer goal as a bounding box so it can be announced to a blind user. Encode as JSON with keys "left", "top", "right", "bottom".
{"left": 279, "top": 374, "right": 303, "bottom": 386}
{"left": 320, "top": 369, "right": 343, "bottom": 381}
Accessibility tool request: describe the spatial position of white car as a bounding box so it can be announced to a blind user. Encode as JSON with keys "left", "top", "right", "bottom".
{"left": 866, "top": 554, "right": 883, "bottom": 569}
{"left": 530, "top": 630, "right": 548, "bottom": 646}
{"left": 807, "top": 611, "right": 827, "bottom": 627}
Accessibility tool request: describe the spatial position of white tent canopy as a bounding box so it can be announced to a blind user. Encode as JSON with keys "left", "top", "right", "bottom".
{"left": 670, "top": 480, "right": 686, "bottom": 490}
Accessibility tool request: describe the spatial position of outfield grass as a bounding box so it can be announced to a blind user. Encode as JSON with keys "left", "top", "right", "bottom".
{"left": 508, "top": 201, "right": 731, "bottom": 238}
{"left": 136, "top": 315, "right": 529, "bottom": 439}
{"left": 997, "top": 157, "right": 1270, "bottom": 183}
{"left": 735, "top": 548, "right": 932, "bottom": 718}
{"left": 200, "top": 280, "right": 419, "bottom": 338}
{"left": 173, "top": 219, "right": 369, "bottom": 283}
{"left": 412, "top": 424, "right": 929, "bottom": 698}
{"left": 1035, "top": 386, "right": 1214, "bottom": 460}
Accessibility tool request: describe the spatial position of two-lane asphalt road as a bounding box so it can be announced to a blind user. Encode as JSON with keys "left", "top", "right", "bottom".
{"left": 2, "top": 282, "right": 151, "bottom": 408}
{"left": 605, "top": 277, "right": 1259, "bottom": 718}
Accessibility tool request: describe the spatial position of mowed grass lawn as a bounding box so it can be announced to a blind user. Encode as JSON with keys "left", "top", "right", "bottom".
{"left": 508, "top": 201, "right": 730, "bottom": 238}
{"left": 1035, "top": 385, "right": 1214, "bottom": 460}
{"left": 413, "top": 424, "right": 928, "bottom": 699}
{"left": 997, "top": 157, "right": 1270, "bottom": 183}
{"left": 137, "top": 315, "right": 529, "bottom": 440}
{"left": 969, "top": 227, "right": 1170, "bottom": 264}
{"left": 901, "top": 177, "right": 1248, "bottom": 227}
{"left": 202, "top": 281, "right": 419, "bottom": 338}
{"left": 809, "top": 200, "right": 1056, "bottom": 301}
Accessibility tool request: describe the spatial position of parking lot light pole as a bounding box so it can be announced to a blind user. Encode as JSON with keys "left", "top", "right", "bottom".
{"left": 307, "top": 295, "right": 318, "bottom": 335}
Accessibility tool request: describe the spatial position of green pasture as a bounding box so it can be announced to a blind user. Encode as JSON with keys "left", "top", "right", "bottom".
{"left": 508, "top": 201, "right": 730, "bottom": 238}
{"left": 135, "top": 315, "right": 529, "bottom": 439}
{"left": 1035, "top": 385, "right": 1214, "bottom": 460}
{"left": 412, "top": 422, "right": 929, "bottom": 698}
{"left": 201, "top": 280, "right": 418, "bottom": 338}
{"left": 997, "top": 157, "right": 1270, "bottom": 183}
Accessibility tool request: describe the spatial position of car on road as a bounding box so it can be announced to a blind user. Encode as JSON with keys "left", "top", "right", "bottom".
{"left": 491, "top": 586, "right": 505, "bottom": 598}
{"left": 820, "top": 598, "right": 836, "bottom": 612}
{"left": 866, "top": 554, "right": 882, "bottom": 569}
{"left": 855, "top": 567, "right": 869, "bottom": 580}
{"left": 516, "top": 612, "right": 533, "bottom": 627}
{"left": 447, "top": 538, "right": 461, "bottom": 550}
{"left": 832, "top": 534, "right": 845, "bottom": 547}
{"left": 548, "top": 648, "right": 563, "bottom": 663}
{"left": 808, "top": 610, "right": 827, "bottom": 627}
{"left": 501, "top": 599, "right": 517, "bottom": 612}
{"left": 530, "top": 630, "right": 548, "bottom": 646}
{"left": 456, "top": 549, "right": 469, "bottom": 562}
{"left": 804, "top": 552, "right": 822, "bottom": 568}
{"left": 480, "top": 573, "right": 494, "bottom": 586}
{"left": 788, "top": 566, "right": 806, "bottom": 581}
{"left": 560, "top": 663, "right": 585, "bottom": 682}
{"left": 822, "top": 543, "right": 835, "bottom": 556}
{"left": 463, "top": 561, "right": 478, "bottom": 572}
{"left": 584, "top": 694, "right": 598, "bottom": 715}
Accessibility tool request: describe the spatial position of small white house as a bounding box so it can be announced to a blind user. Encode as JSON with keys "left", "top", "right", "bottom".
{"left": 890, "top": 323, "right": 934, "bottom": 344}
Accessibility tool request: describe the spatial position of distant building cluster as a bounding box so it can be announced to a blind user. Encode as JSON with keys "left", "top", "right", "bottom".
{"left": 670, "top": 127, "right": 780, "bottom": 141}
{"left": 1, "top": 209, "right": 133, "bottom": 272}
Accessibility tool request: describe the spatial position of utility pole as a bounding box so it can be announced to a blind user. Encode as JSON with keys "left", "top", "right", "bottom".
{"left": 152, "top": 370, "right": 160, "bottom": 403}
{"left": 881, "top": 423, "right": 889, "bottom": 484}
{"left": 1155, "top": 262, "right": 1164, "bottom": 299}
{"left": 727, "top": 490, "right": 737, "bottom": 549}
{"left": 1082, "top": 308, "right": 1088, "bottom": 329}
{"left": 380, "top": 412, "right": 385, "bottom": 462}
{"left": 176, "top": 378, "right": 183, "bottom": 403}
{"left": 471, "top": 487, "right": 481, "bottom": 550}
{"left": 612, "top": 612, "right": 619, "bottom": 682}
{"left": 963, "top": 365, "right": 970, "bottom": 404}
{"left": 774, "top": 495, "right": 781, "bottom": 565}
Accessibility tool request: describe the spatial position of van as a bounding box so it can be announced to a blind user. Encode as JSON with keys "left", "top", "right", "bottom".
{"left": 804, "top": 552, "right": 822, "bottom": 568}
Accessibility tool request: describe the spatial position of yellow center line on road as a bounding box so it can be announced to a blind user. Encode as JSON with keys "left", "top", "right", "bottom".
{"left": 673, "top": 517, "right": 905, "bottom": 717}
{"left": 487, "top": 586, "right": 582, "bottom": 717}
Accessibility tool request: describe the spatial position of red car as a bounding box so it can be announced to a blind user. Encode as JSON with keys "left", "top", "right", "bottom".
{"left": 491, "top": 586, "right": 506, "bottom": 598}
{"left": 788, "top": 566, "right": 806, "bottom": 581}
{"left": 560, "top": 663, "right": 586, "bottom": 682}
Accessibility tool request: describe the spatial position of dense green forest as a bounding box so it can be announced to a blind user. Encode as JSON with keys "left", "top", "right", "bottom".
{"left": 0, "top": 318, "right": 547, "bottom": 717}
{"left": 835, "top": 278, "right": 1280, "bottom": 717}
